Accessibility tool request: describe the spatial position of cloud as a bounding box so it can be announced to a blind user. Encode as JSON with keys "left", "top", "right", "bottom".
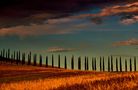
{"left": 0, "top": 22, "right": 89, "bottom": 37}
{"left": 0, "top": 24, "right": 68, "bottom": 37}
{"left": 120, "top": 15, "right": 138, "bottom": 25}
{"left": 46, "top": 18, "right": 75, "bottom": 24}
{"left": 0, "top": 12, "right": 71, "bottom": 29}
{"left": 96, "top": 2, "right": 138, "bottom": 17}
{"left": 47, "top": 47, "right": 76, "bottom": 53}
{"left": 0, "top": 1, "right": 138, "bottom": 36}
{"left": 112, "top": 38, "right": 138, "bottom": 47}
{"left": 70, "top": 2, "right": 138, "bottom": 19}
{"left": 47, "top": 2, "right": 138, "bottom": 25}
{"left": 0, "top": 1, "right": 138, "bottom": 30}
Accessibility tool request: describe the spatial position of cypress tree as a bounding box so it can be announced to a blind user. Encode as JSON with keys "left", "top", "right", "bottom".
{"left": 24, "top": 53, "right": 26, "bottom": 64}
{"left": 103, "top": 57, "right": 105, "bottom": 71}
{"left": 13, "top": 51, "right": 16, "bottom": 60}
{"left": 11, "top": 54, "right": 13, "bottom": 64}
{"left": 22, "top": 53, "right": 25, "bottom": 65}
{"left": 1, "top": 50, "right": 3, "bottom": 58}
{"left": 3, "top": 49, "right": 5, "bottom": 58}
{"left": 71, "top": 55, "right": 74, "bottom": 70}
{"left": 8, "top": 49, "right": 10, "bottom": 59}
{"left": 40, "top": 55, "right": 42, "bottom": 67}
{"left": 78, "top": 57, "right": 81, "bottom": 70}
{"left": 92, "top": 58, "right": 94, "bottom": 70}
{"left": 120, "top": 57, "right": 122, "bottom": 72}
{"left": 16, "top": 51, "right": 18, "bottom": 64}
{"left": 125, "top": 59, "right": 127, "bottom": 72}
{"left": 58, "top": 55, "right": 60, "bottom": 68}
{"left": 111, "top": 56, "right": 113, "bottom": 72}
{"left": 108, "top": 56, "right": 110, "bottom": 72}
{"left": 28, "top": 52, "right": 31, "bottom": 65}
{"left": 18, "top": 51, "right": 21, "bottom": 63}
{"left": 87, "top": 57, "right": 89, "bottom": 70}
{"left": 84, "top": 56, "right": 87, "bottom": 70}
{"left": 0, "top": 52, "right": 1, "bottom": 63}
{"left": 0, "top": 50, "right": 2, "bottom": 57}
{"left": 65, "top": 56, "right": 67, "bottom": 69}
{"left": 130, "top": 58, "right": 132, "bottom": 72}
{"left": 28, "top": 54, "right": 30, "bottom": 65}
{"left": 100, "top": 56, "right": 102, "bottom": 71}
{"left": 95, "top": 57, "right": 97, "bottom": 71}
{"left": 5, "top": 51, "right": 8, "bottom": 62}
{"left": 6, "top": 50, "right": 8, "bottom": 59}
{"left": 52, "top": 54, "right": 54, "bottom": 67}
{"left": 33, "top": 54, "right": 37, "bottom": 66}
{"left": 46, "top": 56, "right": 48, "bottom": 67}
{"left": 22, "top": 53, "right": 23, "bottom": 64}
{"left": 134, "top": 57, "right": 136, "bottom": 71}
{"left": 0, "top": 51, "right": 2, "bottom": 62}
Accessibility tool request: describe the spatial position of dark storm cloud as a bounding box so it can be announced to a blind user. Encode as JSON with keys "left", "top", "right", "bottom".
{"left": 0, "top": 0, "right": 137, "bottom": 30}
{"left": 0, "top": 0, "right": 133, "bottom": 18}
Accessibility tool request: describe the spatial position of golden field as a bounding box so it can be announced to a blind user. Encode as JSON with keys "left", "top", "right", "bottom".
{"left": 0, "top": 63, "right": 138, "bottom": 90}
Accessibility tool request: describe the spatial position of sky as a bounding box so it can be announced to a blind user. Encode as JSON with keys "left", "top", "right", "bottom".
{"left": 0, "top": 0, "right": 138, "bottom": 70}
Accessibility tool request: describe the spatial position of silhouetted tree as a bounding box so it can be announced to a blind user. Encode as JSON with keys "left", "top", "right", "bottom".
{"left": 2, "top": 49, "right": 5, "bottom": 58}
{"left": 71, "top": 55, "right": 74, "bottom": 70}
{"left": 120, "top": 57, "right": 122, "bottom": 72}
{"left": 22, "top": 53, "right": 24, "bottom": 64}
{"left": 78, "top": 56, "right": 81, "bottom": 70}
{"left": 28, "top": 54, "right": 30, "bottom": 65}
{"left": 18, "top": 51, "right": 21, "bottom": 62}
{"left": 46, "top": 56, "right": 48, "bottom": 67}
{"left": 134, "top": 56, "right": 136, "bottom": 71}
{"left": 108, "top": 56, "right": 110, "bottom": 72}
{"left": 8, "top": 49, "right": 10, "bottom": 59}
{"left": 100, "top": 56, "right": 102, "bottom": 71}
{"left": 6, "top": 50, "right": 8, "bottom": 59}
{"left": 28, "top": 52, "right": 31, "bottom": 65}
{"left": 33, "top": 54, "right": 37, "bottom": 66}
{"left": 22, "top": 53, "right": 25, "bottom": 65}
{"left": 11, "top": 54, "right": 13, "bottom": 64}
{"left": 5, "top": 50, "right": 8, "bottom": 62}
{"left": 84, "top": 56, "right": 87, "bottom": 70}
{"left": 52, "top": 54, "right": 54, "bottom": 67}
{"left": 16, "top": 51, "right": 19, "bottom": 64}
{"left": 58, "top": 55, "right": 60, "bottom": 68}
{"left": 103, "top": 57, "right": 105, "bottom": 71}
{"left": 65, "top": 56, "right": 67, "bottom": 69}
{"left": 130, "top": 58, "right": 132, "bottom": 72}
{"left": 92, "top": 58, "right": 94, "bottom": 70}
{"left": 0, "top": 50, "right": 2, "bottom": 62}
{"left": 125, "top": 59, "right": 127, "bottom": 72}
{"left": 95, "top": 57, "right": 96, "bottom": 71}
{"left": 13, "top": 51, "right": 16, "bottom": 60}
{"left": 116, "top": 58, "right": 118, "bottom": 72}
{"left": 39, "top": 55, "right": 42, "bottom": 67}
{"left": 87, "top": 57, "right": 89, "bottom": 70}
{"left": 111, "top": 56, "right": 113, "bottom": 72}
{"left": 0, "top": 50, "right": 2, "bottom": 57}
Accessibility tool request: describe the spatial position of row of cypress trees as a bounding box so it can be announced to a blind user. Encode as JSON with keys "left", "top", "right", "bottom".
{"left": 0, "top": 49, "right": 137, "bottom": 71}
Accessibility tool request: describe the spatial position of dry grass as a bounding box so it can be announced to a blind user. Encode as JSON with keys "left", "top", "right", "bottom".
{"left": 0, "top": 63, "right": 138, "bottom": 90}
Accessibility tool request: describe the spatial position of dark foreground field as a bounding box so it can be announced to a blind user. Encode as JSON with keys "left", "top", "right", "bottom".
{"left": 0, "top": 63, "right": 138, "bottom": 90}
